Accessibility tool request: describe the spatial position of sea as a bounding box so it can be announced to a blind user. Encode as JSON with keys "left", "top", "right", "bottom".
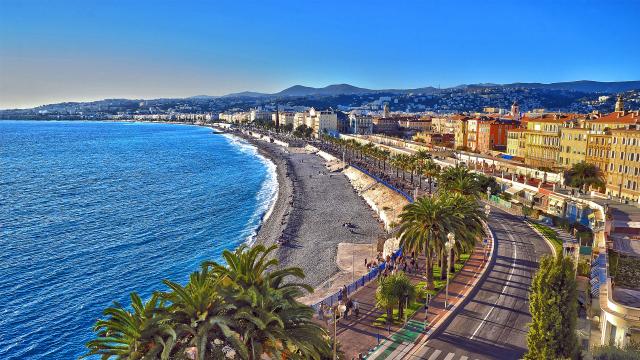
{"left": 0, "top": 120, "right": 277, "bottom": 359}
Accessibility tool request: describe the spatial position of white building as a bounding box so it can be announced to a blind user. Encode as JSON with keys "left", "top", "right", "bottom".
{"left": 348, "top": 112, "right": 373, "bottom": 134}
{"left": 250, "top": 108, "right": 272, "bottom": 122}
{"left": 307, "top": 108, "right": 338, "bottom": 137}
{"left": 271, "top": 112, "right": 295, "bottom": 127}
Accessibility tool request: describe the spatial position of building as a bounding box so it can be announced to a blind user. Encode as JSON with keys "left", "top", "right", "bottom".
{"left": 586, "top": 132, "right": 612, "bottom": 178}
{"left": 413, "top": 132, "right": 454, "bottom": 147}
{"left": 506, "top": 128, "right": 527, "bottom": 159}
{"left": 398, "top": 119, "right": 432, "bottom": 132}
{"left": 606, "top": 125, "right": 640, "bottom": 201}
{"left": 307, "top": 108, "right": 338, "bottom": 137}
{"left": 431, "top": 116, "right": 456, "bottom": 134}
{"left": 453, "top": 115, "right": 470, "bottom": 150}
{"left": 559, "top": 126, "right": 588, "bottom": 168}
{"left": 294, "top": 112, "right": 307, "bottom": 128}
{"left": 348, "top": 112, "right": 373, "bottom": 134}
{"left": 272, "top": 112, "right": 295, "bottom": 128}
{"left": 488, "top": 119, "right": 519, "bottom": 152}
{"left": 250, "top": 108, "right": 271, "bottom": 122}
{"left": 372, "top": 117, "right": 399, "bottom": 134}
{"left": 523, "top": 115, "right": 577, "bottom": 169}
{"left": 510, "top": 100, "right": 521, "bottom": 121}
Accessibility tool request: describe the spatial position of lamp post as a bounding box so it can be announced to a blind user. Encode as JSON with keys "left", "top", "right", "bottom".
{"left": 445, "top": 232, "right": 456, "bottom": 309}
{"left": 484, "top": 205, "right": 491, "bottom": 262}
{"left": 333, "top": 303, "right": 347, "bottom": 360}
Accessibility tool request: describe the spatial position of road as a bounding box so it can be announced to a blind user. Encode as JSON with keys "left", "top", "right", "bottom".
{"left": 404, "top": 207, "right": 552, "bottom": 360}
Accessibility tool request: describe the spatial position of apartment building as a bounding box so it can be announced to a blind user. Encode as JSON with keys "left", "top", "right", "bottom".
{"left": 586, "top": 132, "right": 612, "bottom": 176}
{"left": 559, "top": 126, "right": 588, "bottom": 168}
{"left": 272, "top": 112, "right": 295, "bottom": 127}
{"left": 348, "top": 113, "right": 373, "bottom": 134}
{"left": 307, "top": 108, "right": 338, "bottom": 136}
{"left": 453, "top": 116, "right": 470, "bottom": 150}
{"left": 506, "top": 128, "right": 526, "bottom": 159}
{"left": 607, "top": 128, "right": 640, "bottom": 201}
{"left": 523, "top": 115, "right": 576, "bottom": 169}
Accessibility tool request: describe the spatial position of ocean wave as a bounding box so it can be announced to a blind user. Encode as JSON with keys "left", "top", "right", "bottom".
{"left": 221, "top": 133, "right": 279, "bottom": 245}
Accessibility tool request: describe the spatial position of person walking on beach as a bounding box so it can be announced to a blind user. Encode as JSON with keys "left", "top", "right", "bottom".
{"left": 353, "top": 299, "right": 360, "bottom": 318}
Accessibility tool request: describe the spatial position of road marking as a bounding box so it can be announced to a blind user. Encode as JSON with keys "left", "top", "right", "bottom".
{"left": 443, "top": 353, "right": 455, "bottom": 360}
{"left": 470, "top": 222, "right": 517, "bottom": 340}
{"left": 428, "top": 349, "right": 442, "bottom": 360}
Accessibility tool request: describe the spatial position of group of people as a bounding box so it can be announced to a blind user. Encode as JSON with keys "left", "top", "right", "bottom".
{"left": 364, "top": 251, "right": 421, "bottom": 277}
{"left": 318, "top": 297, "right": 360, "bottom": 324}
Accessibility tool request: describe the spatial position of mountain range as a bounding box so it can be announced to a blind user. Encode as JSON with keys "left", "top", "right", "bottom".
{"left": 223, "top": 80, "right": 640, "bottom": 98}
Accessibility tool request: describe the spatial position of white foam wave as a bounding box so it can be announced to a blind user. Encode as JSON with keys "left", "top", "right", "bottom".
{"left": 222, "top": 134, "right": 279, "bottom": 245}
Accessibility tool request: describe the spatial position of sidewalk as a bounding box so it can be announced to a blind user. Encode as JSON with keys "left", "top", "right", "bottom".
{"left": 329, "top": 236, "right": 491, "bottom": 359}
{"left": 367, "top": 238, "right": 490, "bottom": 360}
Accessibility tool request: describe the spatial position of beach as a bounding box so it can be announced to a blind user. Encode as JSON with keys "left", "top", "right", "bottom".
{"left": 233, "top": 131, "right": 386, "bottom": 287}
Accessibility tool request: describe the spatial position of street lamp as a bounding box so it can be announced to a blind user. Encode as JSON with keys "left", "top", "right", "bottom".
{"left": 484, "top": 205, "right": 491, "bottom": 262}
{"left": 445, "top": 232, "right": 456, "bottom": 309}
{"left": 333, "top": 303, "right": 347, "bottom": 360}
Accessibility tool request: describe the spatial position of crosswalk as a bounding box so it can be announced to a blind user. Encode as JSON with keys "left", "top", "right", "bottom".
{"left": 368, "top": 341, "right": 482, "bottom": 360}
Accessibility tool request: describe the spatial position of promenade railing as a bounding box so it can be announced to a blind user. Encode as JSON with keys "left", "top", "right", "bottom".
{"left": 310, "top": 248, "right": 403, "bottom": 313}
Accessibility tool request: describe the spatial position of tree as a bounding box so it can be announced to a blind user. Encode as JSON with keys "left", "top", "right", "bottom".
{"left": 564, "top": 161, "right": 605, "bottom": 192}
{"left": 592, "top": 341, "right": 640, "bottom": 360}
{"left": 525, "top": 253, "right": 580, "bottom": 360}
{"left": 85, "top": 245, "right": 332, "bottom": 360}
{"left": 438, "top": 165, "right": 481, "bottom": 197}
{"left": 421, "top": 160, "right": 441, "bottom": 194}
{"left": 83, "top": 292, "right": 175, "bottom": 360}
{"left": 375, "top": 272, "right": 416, "bottom": 322}
{"left": 205, "top": 244, "right": 331, "bottom": 360}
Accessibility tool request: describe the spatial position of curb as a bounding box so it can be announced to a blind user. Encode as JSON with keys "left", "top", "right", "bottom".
{"left": 525, "top": 221, "right": 558, "bottom": 257}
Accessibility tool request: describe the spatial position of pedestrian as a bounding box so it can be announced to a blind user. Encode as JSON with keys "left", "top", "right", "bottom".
{"left": 346, "top": 298, "right": 353, "bottom": 319}
{"left": 341, "top": 285, "right": 348, "bottom": 300}
{"left": 353, "top": 299, "right": 360, "bottom": 317}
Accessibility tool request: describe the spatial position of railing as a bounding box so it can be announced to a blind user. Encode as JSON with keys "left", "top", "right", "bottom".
{"left": 311, "top": 248, "right": 403, "bottom": 312}
{"left": 349, "top": 163, "right": 414, "bottom": 203}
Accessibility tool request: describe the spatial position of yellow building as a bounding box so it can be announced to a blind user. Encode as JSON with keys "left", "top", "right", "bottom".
{"left": 606, "top": 127, "right": 640, "bottom": 201}
{"left": 506, "top": 128, "right": 526, "bottom": 159}
{"left": 559, "top": 127, "right": 588, "bottom": 168}
{"left": 453, "top": 115, "right": 469, "bottom": 150}
{"left": 523, "top": 117, "right": 569, "bottom": 169}
{"left": 586, "top": 132, "right": 612, "bottom": 178}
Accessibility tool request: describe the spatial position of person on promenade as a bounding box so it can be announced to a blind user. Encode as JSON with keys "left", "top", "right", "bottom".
{"left": 341, "top": 285, "right": 348, "bottom": 301}
{"left": 353, "top": 299, "right": 360, "bottom": 318}
{"left": 345, "top": 298, "right": 353, "bottom": 319}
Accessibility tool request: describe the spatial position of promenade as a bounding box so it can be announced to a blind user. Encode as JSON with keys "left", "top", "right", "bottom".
{"left": 331, "top": 235, "right": 491, "bottom": 359}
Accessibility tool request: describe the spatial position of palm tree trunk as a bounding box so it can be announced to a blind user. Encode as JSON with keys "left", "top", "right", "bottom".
{"left": 387, "top": 307, "right": 393, "bottom": 324}
{"left": 425, "top": 242, "right": 434, "bottom": 289}
{"left": 440, "top": 250, "right": 447, "bottom": 280}
{"left": 449, "top": 248, "right": 456, "bottom": 274}
{"left": 398, "top": 298, "right": 404, "bottom": 320}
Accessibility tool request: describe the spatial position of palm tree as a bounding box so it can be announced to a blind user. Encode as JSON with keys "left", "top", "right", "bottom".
{"left": 83, "top": 292, "right": 176, "bottom": 360}
{"left": 441, "top": 193, "right": 487, "bottom": 274}
{"left": 422, "top": 160, "right": 441, "bottom": 194}
{"left": 160, "top": 265, "right": 246, "bottom": 360}
{"left": 438, "top": 165, "right": 481, "bottom": 197}
{"left": 375, "top": 272, "right": 416, "bottom": 322}
{"left": 564, "top": 161, "right": 605, "bottom": 192}
{"left": 205, "top": 245, "right": 331, "bottom": 360}
{"left": 397, "top": 194, "right": 453, "bottom": 289}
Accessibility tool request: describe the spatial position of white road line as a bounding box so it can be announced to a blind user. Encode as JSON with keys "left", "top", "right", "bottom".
{"left": 428, "top": 349, "right": 442, "bottom": 360}
{"left": 470, "top": 222, "right": 517, "bottom": 340}
{"left": 443, "top": 353, "right": 455, "bottom": 360}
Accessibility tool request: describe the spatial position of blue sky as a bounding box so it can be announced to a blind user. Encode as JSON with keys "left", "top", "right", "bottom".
{"left": 1, "top": 0, "right": 639, "bottom": 108}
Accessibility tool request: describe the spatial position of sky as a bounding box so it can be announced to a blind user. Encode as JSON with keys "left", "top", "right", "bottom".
{"left": 1, "top": 0, "right": 639, "bottom": 109}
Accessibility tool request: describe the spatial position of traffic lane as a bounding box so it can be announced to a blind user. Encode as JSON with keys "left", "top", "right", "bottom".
{"left": 417, "top": 209, "right": 552, "bottom": 359}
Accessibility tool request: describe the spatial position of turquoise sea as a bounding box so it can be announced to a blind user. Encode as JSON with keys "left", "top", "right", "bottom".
{"left": 0, "top": 121, "right": 277, "bottom": 359}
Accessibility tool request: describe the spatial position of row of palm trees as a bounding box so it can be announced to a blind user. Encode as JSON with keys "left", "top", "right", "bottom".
{"left": 84, "top": 245, "right": 332, "bottom": 360}
{"left": 321, "top": 136, "right": 442, "bottom": 192}
{"left": 397, "top": 166, "right": 489, "bottom": 290}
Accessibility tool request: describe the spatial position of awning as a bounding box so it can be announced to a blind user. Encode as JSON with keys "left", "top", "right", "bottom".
{"left": 505, "top": 187, "right": 523, "bottom": 195}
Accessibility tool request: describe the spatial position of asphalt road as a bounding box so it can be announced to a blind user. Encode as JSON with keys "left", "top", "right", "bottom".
{"left": 405, "top": 207, "right": 553, "bottom": 360}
